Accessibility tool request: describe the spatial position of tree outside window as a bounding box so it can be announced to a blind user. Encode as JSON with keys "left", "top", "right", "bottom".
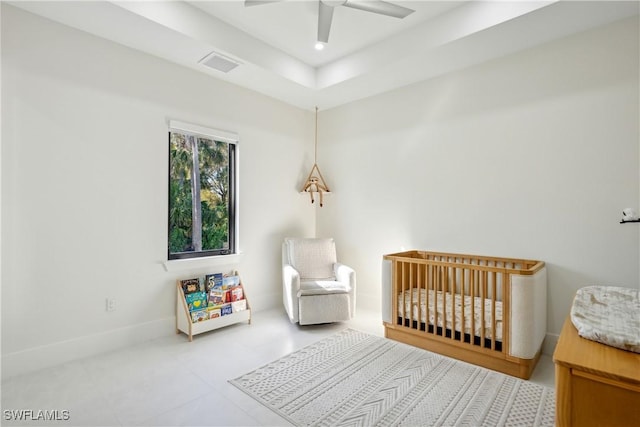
{"left": 168, "top": 125, "right": 236, "bottom": 260}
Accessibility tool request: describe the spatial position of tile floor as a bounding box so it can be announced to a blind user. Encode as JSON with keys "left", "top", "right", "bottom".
{"left": 1, "top": 309, "right": 555, "bottom": 426}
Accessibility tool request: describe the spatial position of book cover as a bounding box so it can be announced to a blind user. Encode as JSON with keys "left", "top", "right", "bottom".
{"left": 231, "top": 299, "right": 247, "bottom": 313}
{"left": 207, "top": 289, "right": 226, "bottom": 306}
{"left": 180, "top": 278, "right": 200, "bottom": 295}
{"left": 190, "top": 309, "right": 208, "bottom": 323}
{"left": 208, "top": 308, "right": 221, "bottom": 319}
{"left": 222, "top": 275, "right": 240, "bottom": 289}
{"left": 185, "top": 291, "right": 207, "bottom": 312}
{"left": 229, "top": 286, "right": 244, "bottom": 302}
{"left": 205, "top": 273, "right": 223, "bottom": 292}
{"left": 221, "top": 304, "right": 233, "bottom": 316}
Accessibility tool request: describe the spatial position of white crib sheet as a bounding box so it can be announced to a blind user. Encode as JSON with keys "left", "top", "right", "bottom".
{"left": 398, "top": 288, "right": 502, "bottom": 341}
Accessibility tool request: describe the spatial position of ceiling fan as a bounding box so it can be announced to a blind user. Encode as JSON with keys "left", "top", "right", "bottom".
{"left": 244, "top": 0, "right": 415, "bottom": 44}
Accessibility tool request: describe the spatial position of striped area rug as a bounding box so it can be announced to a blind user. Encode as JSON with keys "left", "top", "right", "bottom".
{"left": 230, "top": 329, "right": 555, "bottom": 426}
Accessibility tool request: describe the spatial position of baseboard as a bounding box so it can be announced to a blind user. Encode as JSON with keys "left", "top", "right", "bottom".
{"left": 1, "top": 316, "right": 175, "bottom": 380}
{"left": 542, "top": 332, "right": 559, "bottom": 356}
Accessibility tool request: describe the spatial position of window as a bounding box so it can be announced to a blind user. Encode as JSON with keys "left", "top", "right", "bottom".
{"left": 168, "top": 121, "right": 237, "bottom": 260}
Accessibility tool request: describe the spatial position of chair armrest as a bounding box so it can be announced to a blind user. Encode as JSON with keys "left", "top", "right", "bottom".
{"left": 334, "top": 263, "right": 356, "bottom": 292}
{"left": 335, "top": 263, "right": 357, "bottom": 317}
{"left": 283, "top": 264, "right": 301, "bottom": 323}
{"left": 283, "top": 264, "right": 300, "bottom": 291}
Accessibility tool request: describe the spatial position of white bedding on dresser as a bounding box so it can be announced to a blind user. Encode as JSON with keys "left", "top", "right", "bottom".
{"left": 398, "top": 289, "right": 503, "bottom": 341}
{"left": 571, "top": 285, "right": 640, "bottom": 353}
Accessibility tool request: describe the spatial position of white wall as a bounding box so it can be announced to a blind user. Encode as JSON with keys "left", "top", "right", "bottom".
{"left": 2, "top": 4, "right": 639, "bottom": 378}
{"left": 317, "top": 17, "right": 640, "bottom": 346}
{"left": 1, "top": 5, "right": 315, "bottom": 378}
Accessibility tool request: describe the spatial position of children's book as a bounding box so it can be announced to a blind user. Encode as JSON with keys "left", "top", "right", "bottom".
{"left": 229, "top": 286, "right": 244, "bottom": 302}
{"left": 208, "top": 289, "right": 226, "bottom": 306}
{"left": 222, "top": 275, "right": 240, "bottom": 289}
{"left": 191, "top": 309, "right": 208, "bottom": 323}
{"left": 231, "top": 300, "right": 247, "bottom": 313}
{"left": 221, "top": 304, "right": 233, "bottom": 316}
{"left": 185, "top": 291, "right": 207, "bottom": 312}
{"left": 180, "top": 278, "right": 200, "bottom": 295}
{"left": 205, "top": 273, "right": 223, "bottom": 292}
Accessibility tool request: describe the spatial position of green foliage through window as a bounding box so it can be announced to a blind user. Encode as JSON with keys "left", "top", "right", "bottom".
{"left": 168, "top": 128, "right": 236, "bottom": 259}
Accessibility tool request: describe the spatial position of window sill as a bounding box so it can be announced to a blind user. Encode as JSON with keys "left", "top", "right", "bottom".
{"left": 162, "top": 253, "right": 243, "bottom": 272}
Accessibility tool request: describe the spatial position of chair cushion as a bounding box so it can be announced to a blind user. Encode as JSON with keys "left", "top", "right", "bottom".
{"left": 298, "top": 280, "right": 350, "bottom": 297}
{"left": 287, "top": 238, "right": 336, "bottom": 280}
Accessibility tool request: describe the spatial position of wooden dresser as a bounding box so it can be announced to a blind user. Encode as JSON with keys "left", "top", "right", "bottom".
{"left": 553, "top": 317, "right": 640, "bottom": 427}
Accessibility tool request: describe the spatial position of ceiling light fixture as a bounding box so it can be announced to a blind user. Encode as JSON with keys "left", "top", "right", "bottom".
{"left": 314, "top": 42, "right": 325, "bottom": 51}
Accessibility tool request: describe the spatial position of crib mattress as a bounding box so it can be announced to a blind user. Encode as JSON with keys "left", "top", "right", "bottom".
{"left": 571, "top": 285, "right": 640, "bottom": 353}
{"left": 398, "top": 289, "right": 502, "bottom": 341}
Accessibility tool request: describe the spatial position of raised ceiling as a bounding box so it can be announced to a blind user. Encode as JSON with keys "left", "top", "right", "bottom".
{"left": 10, "top": 1, "right": 640, "bottom": 110}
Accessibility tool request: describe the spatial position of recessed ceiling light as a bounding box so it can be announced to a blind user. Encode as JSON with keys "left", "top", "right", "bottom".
{"left": 314, "top": 42, "right": 325, "bottom": 51}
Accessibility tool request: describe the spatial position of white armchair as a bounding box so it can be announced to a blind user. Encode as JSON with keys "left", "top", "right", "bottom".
{"left": 282, "top": 237, "right": 356, "bottom": 325}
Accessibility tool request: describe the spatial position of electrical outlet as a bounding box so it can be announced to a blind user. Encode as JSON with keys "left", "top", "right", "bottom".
{"left": 106, "top": 298, "right": 116, "bottom": 312}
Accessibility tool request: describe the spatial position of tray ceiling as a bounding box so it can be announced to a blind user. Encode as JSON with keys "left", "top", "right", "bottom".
{"left": 10, "top": 1, "right": 639, "bottom": 110}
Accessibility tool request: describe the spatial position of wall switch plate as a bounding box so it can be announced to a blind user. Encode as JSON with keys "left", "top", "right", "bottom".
{"left": 106, "top": 298, "right": 116, "bottom": 312}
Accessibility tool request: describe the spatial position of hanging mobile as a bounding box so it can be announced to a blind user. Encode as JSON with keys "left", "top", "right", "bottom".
{"left": 301, "top": 106, "right": 331, "bottom": 207}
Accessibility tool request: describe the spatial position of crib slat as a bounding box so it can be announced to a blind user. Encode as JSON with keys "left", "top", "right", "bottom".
{"left": 491, "top": 271, "right": 497, "bottom": 351}
{"left": 427, "top": 264, "right": 432, "bottom": 336}
{"left": 398, "top": 261, "right": 402, "bottom": 321}
{"left": 409, "top": 261, "right": 414, "bottom": 327}
{"left": 451, "top": 266, "right": 456, "bottom": 342}
{"left": 401, "top": 261, "right": 406, "bottom": 324}
{"left": 408, "top": 262, "right": 412, "bottom": 326}
{"left": 471, "top": 269, "right": 476, "bottom": 346}
{"left": 434, "top": 265, "right": 438, "bottom": 336}
{"left": 417, "top": 263, "right": 421, "bottom": 329}
{"left": 421, "top": 263, "right": 426, "bottom": 330}
{"left": 480, "top": 270, "right": 486, "bottom": 347}
{"left": 460, "top": 267, "right": 466, "bottom": 344}
{"left": 435, "top": 265, "right": 440, "bottom": 337}
{"left": 444, "top": 265, "right": 449, "bottom": 338}
{"left": 443, "top": 265, "right": 448, "bottom": 338}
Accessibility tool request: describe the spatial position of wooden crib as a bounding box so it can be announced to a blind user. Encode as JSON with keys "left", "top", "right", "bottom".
{"left": 382, "top": 250, "right": 547, "bottom": 379}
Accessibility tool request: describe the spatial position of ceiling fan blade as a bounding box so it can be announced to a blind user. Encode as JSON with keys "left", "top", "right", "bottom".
{"left": 343, "top": 0, "right": 414, "bottom": 19}
{"left": 244, "top": 0, "right": 283, "bottom": 6}
{"left": 318, "top": 1, "right": 334, "bottom": 43}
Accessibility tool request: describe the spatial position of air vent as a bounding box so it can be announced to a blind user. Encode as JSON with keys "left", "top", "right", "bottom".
{"left": 199, "top": 52, "right": 240, "bottom": 73}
